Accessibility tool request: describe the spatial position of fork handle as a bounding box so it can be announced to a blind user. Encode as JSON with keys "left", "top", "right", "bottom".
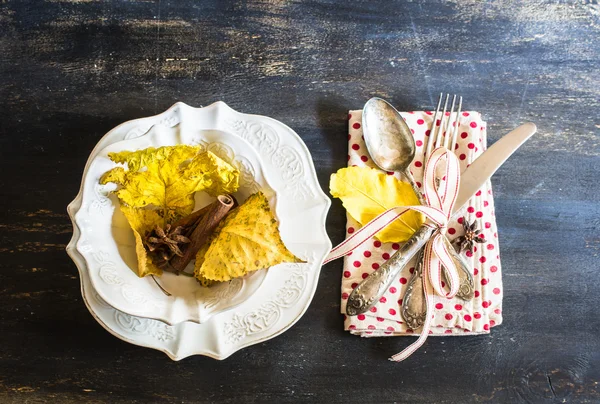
{"left": 346, "top": 225, "right": 434, "bottom": 316}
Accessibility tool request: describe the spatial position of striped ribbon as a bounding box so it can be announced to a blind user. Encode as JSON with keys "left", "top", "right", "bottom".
{"left": 324, "top": 147, "right": 461, "bottom": 361}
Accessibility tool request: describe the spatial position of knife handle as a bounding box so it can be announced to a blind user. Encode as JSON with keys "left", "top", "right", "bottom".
{"left": 346, "top": 225, "right": 434, "bottom": 316}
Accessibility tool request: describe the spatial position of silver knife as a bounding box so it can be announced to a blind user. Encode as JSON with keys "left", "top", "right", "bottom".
{"left": 346, "top": 122, "right": 537, "bottom": 316}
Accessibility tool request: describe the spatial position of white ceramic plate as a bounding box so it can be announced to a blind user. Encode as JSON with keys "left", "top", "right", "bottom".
{"left": 67, "top": 102, "right": 331, "bottom": 360}
{"left": 75, "top": 124, "right": 277, "bottom": 324}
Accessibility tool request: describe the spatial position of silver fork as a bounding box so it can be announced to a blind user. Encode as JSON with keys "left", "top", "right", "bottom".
{"left": 401, "top": 93, "right": 475, "bottom": 330}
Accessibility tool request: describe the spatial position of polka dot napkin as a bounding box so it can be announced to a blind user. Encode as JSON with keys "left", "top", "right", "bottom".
{"left": 342, "top": 110, "right": 503, "bottom": 338}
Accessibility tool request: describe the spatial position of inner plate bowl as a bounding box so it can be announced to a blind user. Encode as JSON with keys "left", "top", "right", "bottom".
{"left": 75, "top": 123, "right": 277, "bottom": 325}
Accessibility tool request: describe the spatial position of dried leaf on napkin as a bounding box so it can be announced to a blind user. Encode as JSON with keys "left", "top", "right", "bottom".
{"left": 195, "top": 192, "right": 304, "bottom": 282}
{"left": 330, "top": 166, "right": 424, "bottom": 242}
{"left": 100, "top": 146, "right": 239, "bottom": 222}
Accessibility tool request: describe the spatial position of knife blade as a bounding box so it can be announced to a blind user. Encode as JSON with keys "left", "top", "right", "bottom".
{"left": 452, "top": 122, "right": 537, "bottom": 213}
{"left": 346, "top": 122, "right": 537, "bottom": 316}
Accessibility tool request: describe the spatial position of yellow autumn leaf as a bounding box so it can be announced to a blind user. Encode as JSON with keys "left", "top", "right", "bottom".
{"left": 330, "top": 166, "right": 424, "bottom": 243}
{"left": 100, "top": 146, "right": 239, "bottom": 222}
{"left": 195, "top": 192, "right": 303, "bottom": 282}
{"left": 120, "top": 206, "right": 164, "bottom": 277}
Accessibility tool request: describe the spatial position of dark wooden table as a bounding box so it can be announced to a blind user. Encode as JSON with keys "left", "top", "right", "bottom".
{"left": 2, "top": 1, "right": 599, "bottom": 403}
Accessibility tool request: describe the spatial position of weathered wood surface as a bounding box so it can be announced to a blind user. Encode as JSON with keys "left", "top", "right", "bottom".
{"left": 1, "top": 0, "right": 599, "bottom": 403}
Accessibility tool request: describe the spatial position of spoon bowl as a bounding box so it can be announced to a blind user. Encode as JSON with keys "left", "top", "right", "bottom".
{"left": 362, "top": 97, "right": 416, "bottom": 173}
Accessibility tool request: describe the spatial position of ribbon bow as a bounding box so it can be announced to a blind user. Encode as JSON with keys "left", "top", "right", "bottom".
{"left": 324, "top": 147, "right": 462, "bottom": 361}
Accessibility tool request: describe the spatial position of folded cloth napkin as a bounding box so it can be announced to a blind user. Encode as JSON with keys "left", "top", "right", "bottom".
{"left": 341, "top": 110, "right": 503, "bottom": 340}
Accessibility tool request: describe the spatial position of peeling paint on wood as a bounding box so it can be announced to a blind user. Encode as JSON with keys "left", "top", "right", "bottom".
{"left": 0, "top": 0, "right": 599, "bottom": 403}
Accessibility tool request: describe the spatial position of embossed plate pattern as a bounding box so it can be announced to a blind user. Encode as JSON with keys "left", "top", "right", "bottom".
{"left": 67, "top": 102, "right": 331, "bottom": 360}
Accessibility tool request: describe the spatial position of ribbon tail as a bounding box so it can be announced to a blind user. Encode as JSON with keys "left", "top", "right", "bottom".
{"left": 389, "top": 267, "right": 434, "bottom": 362}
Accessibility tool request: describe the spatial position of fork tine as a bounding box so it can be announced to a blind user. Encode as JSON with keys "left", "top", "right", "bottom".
{"left": 443, "top": 95, "right": 457, "bottom": 150}
{"left": 450, "top": 96, "right": 463, "bottom": 153}
{"left": 426, "top": 93, "right": 443, "bottom": 160}
{"left": 435, "top": 94, "right": 450, "bottom": 149}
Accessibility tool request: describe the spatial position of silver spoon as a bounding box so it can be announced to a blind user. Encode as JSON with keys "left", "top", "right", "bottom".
{"left": 346, "top": 98, "right": 473, "bottom": 317}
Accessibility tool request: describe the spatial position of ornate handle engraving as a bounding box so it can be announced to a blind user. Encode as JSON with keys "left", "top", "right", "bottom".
{"left": 346, "top": 226, "right": 434, "bottom": 316}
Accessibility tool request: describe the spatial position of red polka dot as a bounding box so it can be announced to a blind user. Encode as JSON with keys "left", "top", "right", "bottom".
{"left": 490, "top": 320, "right": 496, "bottom": 326}
{"left": 370, "top": 306, "right": 377, "bottom": 313}
{"left": 487, "top": 244, "right": 494, "bottom": 250}
{"left": 494, "top": 308, "right": 501, "bottom": 314}
{"left": 376, "top": 317, "right": 384, "bottom": 322}
{"left": 352, "top": 122, "right": 361, "bottom": 129}
{"left": 474, "top": 312, "right": 481, "bottom": 319}
{"left": 398, "top": 299, "right": 403, "bottom": 305}
{"left": 459, "top": 154, "right": 466, "bottom": 160}
{"left": 351, "top": 282, "right": 358, "bottom": 289}
{"left": 372, "top": 263, "right": 380, "bottom": 270}
{"left": 399, "top": 277, "right": 407, "bottom": 284}
{"left": 379, "top": 296, "right": 387, "bottom": 303}
{"left": 387, "top": 171, "right": 394, "bottom": 175}
{"left": 347, "top": 134, "right": 351, "bottom": 141}
{"left": 435, "top": 303, "right": 443, "bottom": 310}
{"left": 455, "top": 304, "right": 463, "bottom": 310}
{"left": 416, "top": 181, "right": 422, "bottom": 188}
{"left": 363, "top": 250, "right": 371, "bottom": 258}
{"left": 343, "top": 271, "right": 351, "bottom": 278}
{"left": 448, "top": 227, "right": 456, "bottom": 235}
{"left": 473, "top": 268, "right": 479, "bottom": 276}
{"left": 342, "top": 292, "right": 348, "bottom": 299}
{"left": 357, "top": 314, "right": 365, "bottom": 320}
{"left": 457, "top": 217, "right": 464, "bottom": 224}
{"left": 361, "top": 273, "right": 368, "bottom": 279}
{"left": 374, "top": 240, "right": 382, "bottom": 248}
{"left": 481, "top": 278, "right": 488, "bottom": 285}
{"left": 361, "top": 155, "right": 368, "bottom": 162}
{"left": 348, "top": 325, "right": 356, "bottom": 330}
{"left": 490, "top": 265, "right": 498, "bottom": 273}
{"left": 483, "top": 201, "right": 489, "bottom": 207}
{"left": 466, "top": 250, "right": 473, "bottom": 257}
{"left": 479, "top": 256, "right": 487, "bottom": 263}
{"left": 493, "top": 288, "right": 501, "bottom": 295}
{"left": 409, "top": 267, "right": 415, "bottom": 274}
{"left": 476, "top": 211, "right": 483, "bottom": 218}
{"left": 464, "top": 314, "right": 472, "bottom": 322}
{"left": 389, "top": 308, "right": 397, "bottom": 315}
{"left": 389, "top": 287, "right": 397, "bottom": 294}
{"left": 347, "top": 227, "right": 355, "bottom": 234}
{"left": 474, "top": 290, "right": 480, "bottom": 298}
{"left": 387, "top": 326, "right": 395, "bottom": 332}
{"left": 348, "top": 114, "right": 352, "bottom": 120}
{"left": 352, "top": 143, "right": 359, "bottom": 150}
{"left": 415, "top": 161, "right": 423, "bottom": 167}
{"left": 485, "top": 222, "right": 491, "bottom": 229}
{"left": 445, "top": 313, "right": 453, "bottom": 320}
{"left": 460, "top": 132, "right": 468, "bottom": 139}
{"left": 436, "top": 119, "right": 441, "bottom": 126}
{"left": 353, "top": 261, "right": 361, "bottom": 268}
{"left": 382, "top": 253, "right": 390, "bottom": 260}
{"left": 425, "top": 129, "right": 431, "bottom": 136}
{"left": 467, "top": 206, "right": 475, "bottom": 213}
{"left": 468, "top": 143, "right": 475, "bottom": 149}
{"left": 462, "top": 112, "right": 470, "bottom": 117}
{"left": 470, "top": 122, "right": 477, "bottom": 128}
{"left": 416, "top": 140, "right": 423, "bottom": 146}
{"left": 441, "top": 281, "right": 446, "bottom": 288}
{"left": 482, "top": 301, "right": 490, "bottom": 308}
{"left": 483, "top": 324, "right": 490, "bottom": 331}
{"left": 417, "top": 119, "right": 425, "bottom": 125}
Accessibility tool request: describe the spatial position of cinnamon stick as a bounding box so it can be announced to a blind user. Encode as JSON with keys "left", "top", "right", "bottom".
{"left": 169, "top": 195, "right": 235, "bottom": 272}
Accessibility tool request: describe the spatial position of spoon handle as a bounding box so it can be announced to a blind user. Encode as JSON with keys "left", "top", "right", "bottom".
{"left": 346, "top": 225, "right": 434, "bottom": 316}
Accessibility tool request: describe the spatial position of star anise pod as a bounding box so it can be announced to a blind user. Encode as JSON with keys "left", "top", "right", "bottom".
{"left": 453, "top": 217, "right": 486, "bottom": 253}
{"left": 144, "top": 224, "right": 191, "bottom": 270}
